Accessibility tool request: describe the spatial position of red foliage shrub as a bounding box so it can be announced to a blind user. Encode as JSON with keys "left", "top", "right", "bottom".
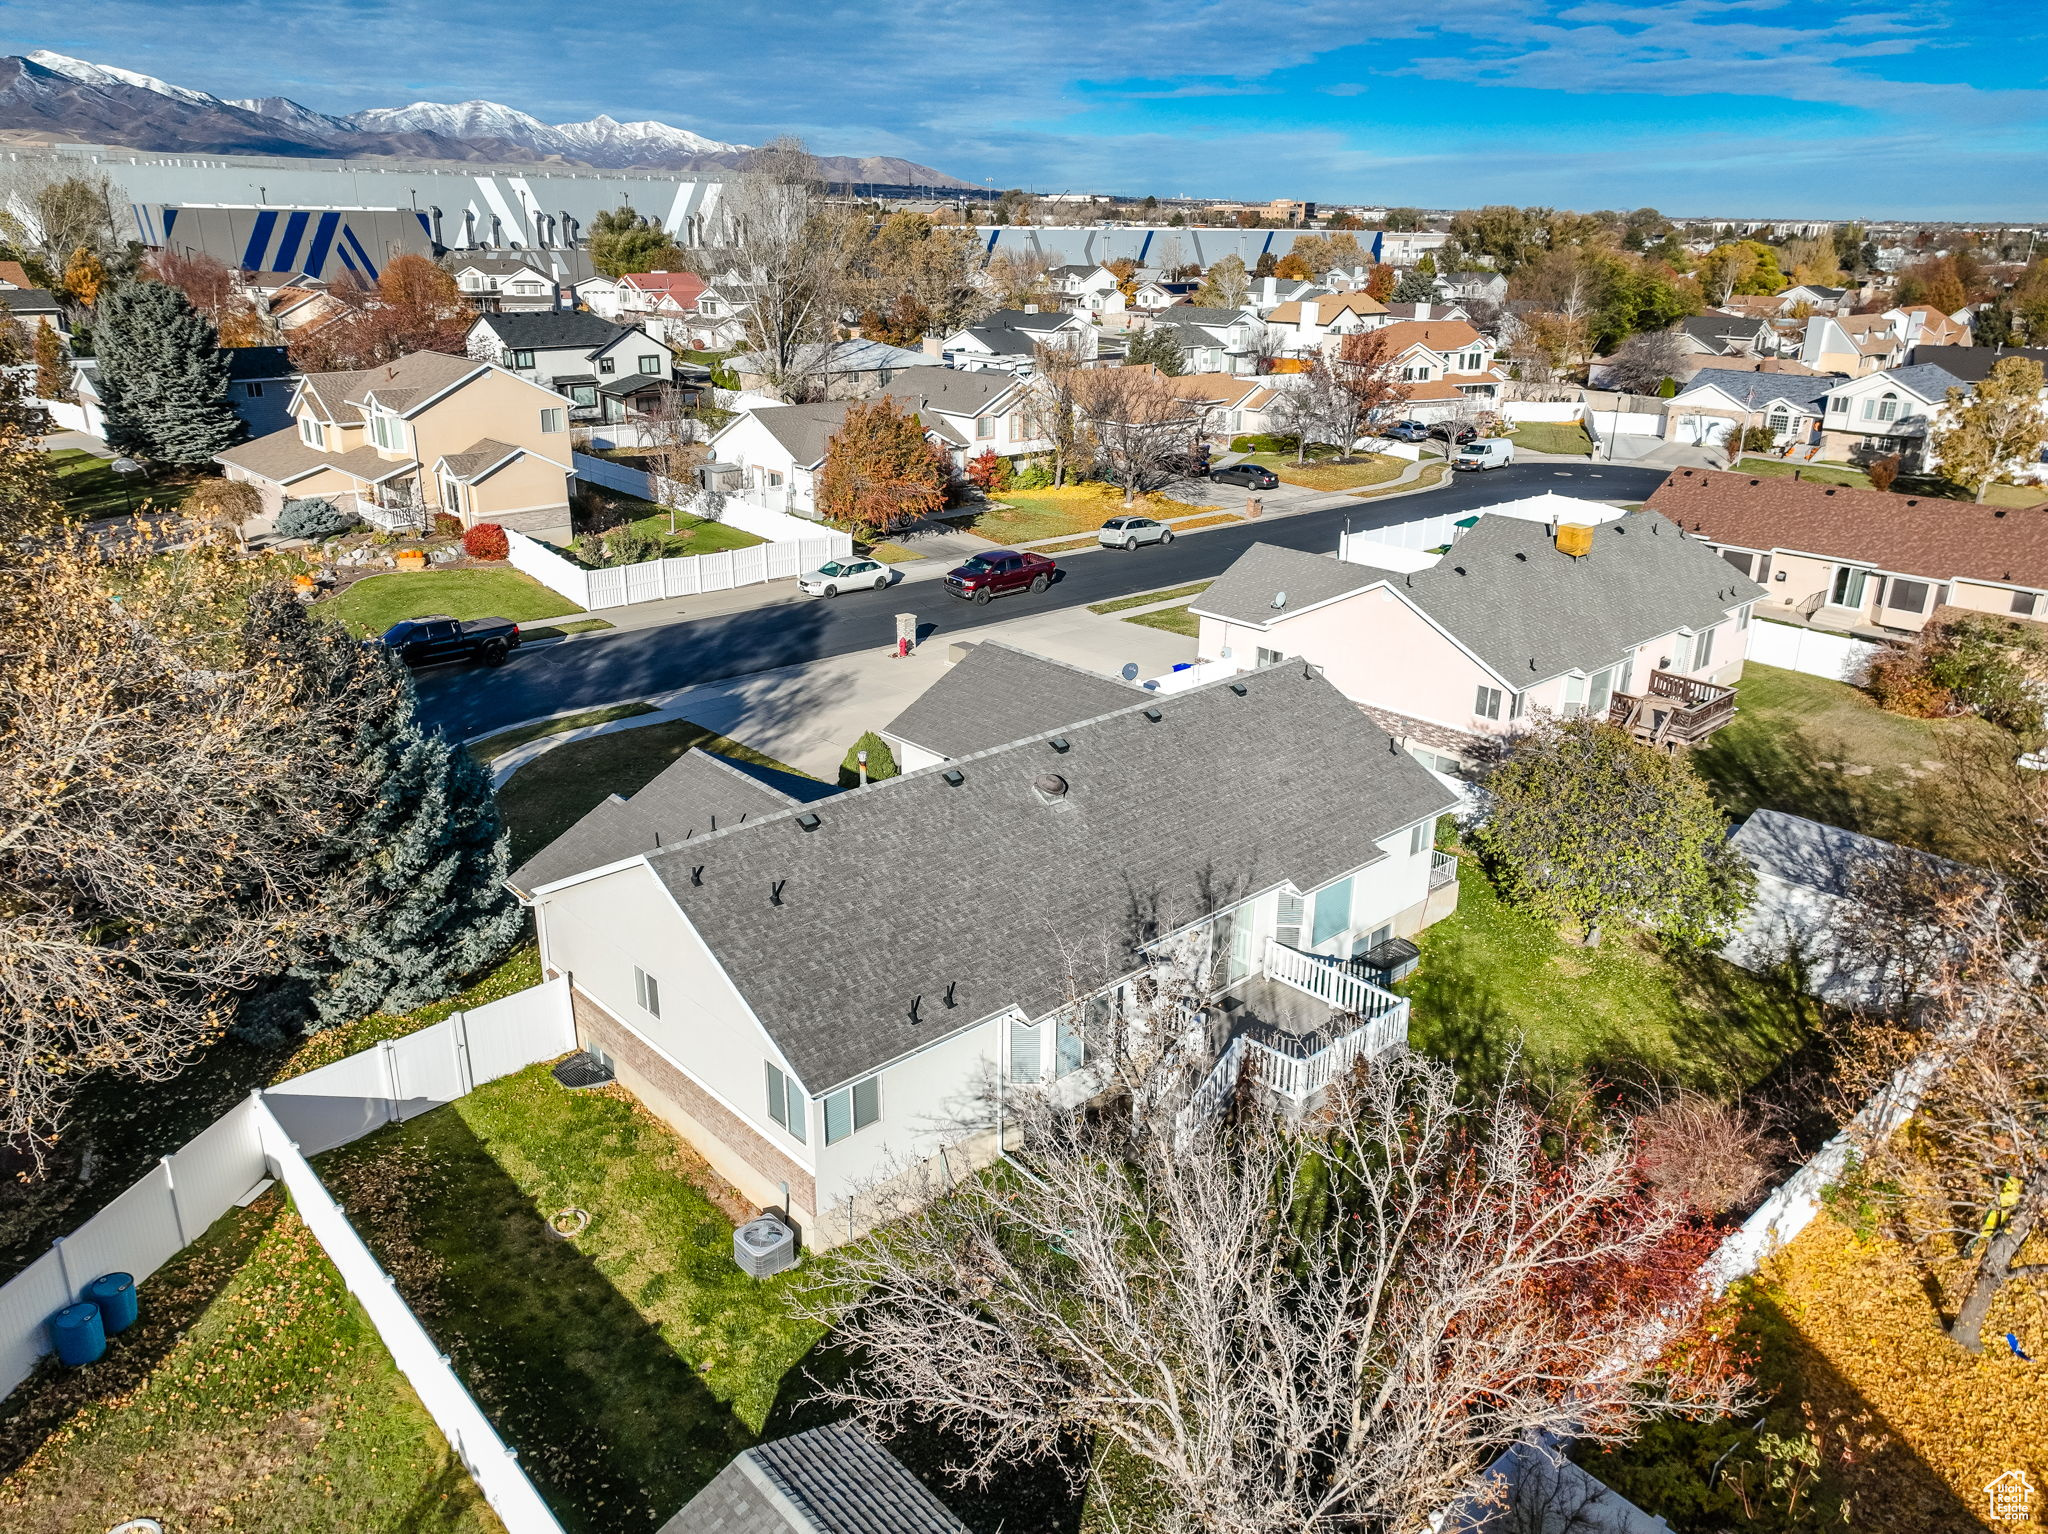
{"left": 462, "top": 522, "right": 509, "bottom": 561}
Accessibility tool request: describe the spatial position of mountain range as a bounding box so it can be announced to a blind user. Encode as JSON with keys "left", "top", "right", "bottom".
{"left": 0, "top": 51, "right": 976, "bottom": 189}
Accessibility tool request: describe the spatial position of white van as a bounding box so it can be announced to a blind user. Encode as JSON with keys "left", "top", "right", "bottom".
{"left": 1452, "top": 438, "right": 1515, "bottom": 471}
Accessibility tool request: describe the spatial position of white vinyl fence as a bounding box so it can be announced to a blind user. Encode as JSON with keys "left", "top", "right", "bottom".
{"left": 506, "top": 522, "right": 853, "bottom": 614}
{"left": 0, "top": 977, "right": 578, "bottom": 1533}
{"left": 1500, "top": 400, "right": 1586, "bottom": 424}
{"left": 1748, "top": 617, "right": 1884, "bottom": 682}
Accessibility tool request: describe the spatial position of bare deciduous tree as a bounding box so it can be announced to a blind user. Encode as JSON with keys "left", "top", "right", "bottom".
{"left": 807, "top": 1044, "right": 1747, "bottom": 1534}
{"left": 1023, "top": 342, "right": 1092, "bottom": 487}
{"left": 1073, "top": 366, "right": 1203, "bottom": 505}
{"left": 1602, "top": 327, "right": 1689, "bottom": 395}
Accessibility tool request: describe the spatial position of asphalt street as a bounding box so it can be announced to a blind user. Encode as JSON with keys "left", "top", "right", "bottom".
{"left": 419, "top": 462, "right": 1668, "bottom": 739}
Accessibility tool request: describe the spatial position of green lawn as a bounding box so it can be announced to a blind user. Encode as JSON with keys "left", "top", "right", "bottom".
{"left": 1692, "top": 662, "right": 2013, "bottom": 859}
{"left": 320, "top": 569, "right": 585, "bottom": 636}
{"left": 1508, "top": 421, "right": 1594, "bottom": 456}
{"left": 317, "top": 1065, "right": 820, "bottom": 1533}
{"left": 496, "top": 719, "right": 814, "bottom": 869}
{"left": 963, "top": 484, "right": 1216, "bottom": 543}
{"left": 1240, "top": 450, "right": 1406, "bottom": 492}
{"left": 1732, "top": 456, "right": 2043, "bottom": 508}
{"left": 1089, "top": 581, "right": 1212, "bottom": 615}
{"left": 607, "top": 495, "right": 766, "bottom": 556}
{"left": 1122, "top": 604, "right": 1201, "bottom": 637}
{"left": 468, "top": 703, "right": 661, "bottom": 764}
{"left": 1404, "top": 856, "right": 1819, "bottom": 1093}
{"left": 46, "top": 447, "right": 191, "bottom": 520}
{"left": 0, "top": 1195, "right": 500, "bottom": 1534}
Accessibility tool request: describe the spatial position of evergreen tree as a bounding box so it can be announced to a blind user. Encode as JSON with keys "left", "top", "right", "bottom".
{"left": 589, "top": 206, "right": 688, "bottom": 278}
{"left": 1393, "top": 268, "right": 1437, "bottom": 303}
{"left": 94, "top": 280, "right": 241, "bottom": 466}
{"left": 235, "top": 593, "right": 522, "bottom": 1039}
{"left": 1124, "top": 324, "right": 1187, "bottom": 376}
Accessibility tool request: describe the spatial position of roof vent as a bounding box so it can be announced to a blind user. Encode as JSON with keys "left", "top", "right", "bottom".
{"left": 691, "top": 865, "right": 704, "bottom": 885}
{"left": 943, "top": 981, "right": 958, "bottom": 1008}
{"left": 1047, "top": 736, "right": 1070, "bottom": 753}
{"left": 1825, "top": 487, "right": 1837, "bottom": 495}
{"left": 1229, "top": 682, "right": 1247, "bottom": 696}
{"left": 1035, "top": 773, "right": 1069, "bottom": 797}
{"left": 1748, "top": 478, "right": 1760, "bottom": 486}
{"left": 770, "top": 879, "right": 786, "bottom": 906}
{"left": 1514, "top": 550, "right": 1527, "bottom": 561}
{"left": 1143, "top": 707, "right": 1163, "bottom": 721}
{"left": 1904, "top": 498, "right": 1918, "bottom": 506}
{"left": 796, "top": 813, "right": 822, "bottom": 832}
{"left": 1996, "top": 509, "right": 2008, "bottom": 518}
{"left": 942, "top": 769, "right": 965, "bottom": 786}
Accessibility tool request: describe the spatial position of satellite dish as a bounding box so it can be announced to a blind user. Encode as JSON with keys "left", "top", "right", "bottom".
{"left": 1120, "top": 662, "right": 1140, "bottom": 681}
{"left": 1271, "top": 590, "right": 1288, "bottom": 610}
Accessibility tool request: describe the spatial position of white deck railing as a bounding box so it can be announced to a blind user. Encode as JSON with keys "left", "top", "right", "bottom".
{"left": 1262, "top": 937, "right": 1405, "bottom": 1021}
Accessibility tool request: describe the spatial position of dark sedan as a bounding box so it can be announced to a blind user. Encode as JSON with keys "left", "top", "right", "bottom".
{"left": 1428, "top": 422, "right": 1480, "bottom": 445}
{"left": 1211, "top": 463, "right": 1280, "bottom": 489}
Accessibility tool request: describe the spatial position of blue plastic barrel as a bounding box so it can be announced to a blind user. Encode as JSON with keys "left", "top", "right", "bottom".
{"left": 88, "top": 1272, "right": 138, "bottom": 1335}
{"left": 51, "top": 1302, "right": 106, "bottom": 1367}
{"left": 1172, "top": 662, "right": 1193, "bottom": 672}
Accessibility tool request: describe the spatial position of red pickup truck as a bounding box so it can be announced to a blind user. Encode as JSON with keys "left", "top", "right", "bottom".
{"left": 944, "top": 549, "right": 1058, "bottom": 604}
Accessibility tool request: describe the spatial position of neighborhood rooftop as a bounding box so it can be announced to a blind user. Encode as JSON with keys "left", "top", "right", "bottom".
{"left": 882, "top": 641, "right": 1140, "bottom": 759}
{"left": 659, "top": 1425, "right": 971, "bottom": 1534}
{"left": 1645, "top": 467, "right": 2048, "bottom": 590}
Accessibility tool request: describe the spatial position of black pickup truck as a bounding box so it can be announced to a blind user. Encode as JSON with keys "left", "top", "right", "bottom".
{"left": 375, "top": 614, "right": 521, "bottom": 668}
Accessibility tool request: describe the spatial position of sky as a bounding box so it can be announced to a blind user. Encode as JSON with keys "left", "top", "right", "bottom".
{"left": 10, "top": 0, "right": 2047, "bottom": 219}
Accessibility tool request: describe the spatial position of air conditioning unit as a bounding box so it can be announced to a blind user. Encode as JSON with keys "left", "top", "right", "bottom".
{"left": 734, "top": 1215, "right": 798, "bottom": 1279}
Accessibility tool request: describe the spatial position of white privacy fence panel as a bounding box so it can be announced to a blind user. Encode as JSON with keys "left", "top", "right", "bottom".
{"left": 1747, "top": 618, "right": 1882, "bottom": 682}
{"left": 1501, "top": 400, "right": 1586, "bottom": 423}
{"left": 0, "top": 1251, "right": 70, "bottom": 1403}
{"left": 169, "top": 1099, "right": 272, "bottom": 1239}
{"left": 460, "top": 976, "right": 579, "bottom": 1085}
{"left": 256, "top": 1102, "right": 568, "bottom": 1534}
{"left": 505, "top": 529, "right": 592, "bottom": 610}
{"left": 1589, "top": 407, "right": 1665, "bottom": 438}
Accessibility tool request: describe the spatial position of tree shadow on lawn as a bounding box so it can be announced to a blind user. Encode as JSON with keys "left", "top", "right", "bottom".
{"left": 320, "top": 1109, "right": 756, "bottom": 1534}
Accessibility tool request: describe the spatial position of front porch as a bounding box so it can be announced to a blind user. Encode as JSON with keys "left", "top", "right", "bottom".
{"left": 1607, "top": 668, "right": 1737, "bottom": 749}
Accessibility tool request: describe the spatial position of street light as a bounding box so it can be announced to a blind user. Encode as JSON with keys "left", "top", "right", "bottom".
{"left": 109, "top": 456, "right": 144, "bottom": 516}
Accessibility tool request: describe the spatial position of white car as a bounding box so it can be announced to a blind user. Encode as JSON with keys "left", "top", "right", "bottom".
{"left": 799, "top": 557, "right": 891, "bottom": 597}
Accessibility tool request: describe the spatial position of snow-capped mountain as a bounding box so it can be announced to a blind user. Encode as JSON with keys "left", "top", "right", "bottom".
{"left": 2, "top": 51, "right": 972, "bottom": 186}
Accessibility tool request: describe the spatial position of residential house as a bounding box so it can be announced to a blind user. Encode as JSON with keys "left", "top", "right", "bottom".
{"left": 1380, "top": 300, "right": 1471, "bottom": 324}
{"left": 684, "top": 281, "right": 757, "bottom": 350}
{"left": 1677, "top": 314, "right": 1778, "bottom": 358}
{"left": 939, "top": 307, "right": 1096, "bottom": 372}
{"left": 614, "top": 270, "right": 711, "bottom": 347}
{"left": 448, "top": 253, "right": 564, "bottom": 313}
{"left": 658, "top": 1425, "right": 973, "bottom": 1534}
{"left": 1246, "top": 276, "right": 1328, "bottom": 315}
{"left": 1107, "top": 278, "right": 1201, "bottom": 317}
{"left": 1588, "top": 353, "right": 1825, "bottom": 392}
{"left": 879, "top": 369, "right": 1049, "bottom": 469}
{"left": 879, "top": 641, "right": 1140, "bottom": 771}
{"left": 728, "top": 337, "right": 944, "bottom": 401}
{"left": 236, "top": 273, "right": 350, "bottom": 335}
{"left": 1373, "top": 319, "right": 1505, "bottom": 416}
{"left": 1775, "top": 284, "right": 1853, "bottom": 314}
{"left": 567, "top": 273, "right": 625, "bottom": 320}
{"left": 1260, "top": 291, "right": 1389, "bottom": 359}
{"left": 1146, "top": 306, "right": 1267, "bottom": 375}
{"left": 507, "top": 660, "right": 1458, "bottom": 1245}
{"left": 1666, "top": 370, "right": 1838, "bottom": 452}
{"left": 1646, "top": 465, "right": 2048, "bottom": 636}
{"left": 1800, "top": 312, "right": 1907, "bottom": 374}
{"left": 702, "top": 400, "right": 851, "bottom": 517}
{"left": 51, "top": 345, "right": 298, "bottom": 443}
{"left": 1907, "top": 343, "right": 2048, "bottom": 382}
{"left": 1813, "top": 363, "right": 1965, "bottom": 469}
{"left": 1049, "top": 263, "right": 1121, "bottom": 311}
{"left": 0, "top": 287, "right": 69, "bottom": 339}
{"left": 465, "top": 311, "right": 677, "bottom": 424}
{"left": 0, "top": 259, "right": 36, "bottom": 289}
{"left": 1136, "top": 368, "right": 1284, "bottom": 441}
{"left": 1192, "top": 511, "right": 1763, "bottom": 768}
{"left": 1890, "top": 304, "right": 1971, "bottom": 350}
{"left": 215, "top": 350, "right": 575, "bottom": 540}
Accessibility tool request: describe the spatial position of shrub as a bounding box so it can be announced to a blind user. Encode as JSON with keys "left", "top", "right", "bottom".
{"left": 965, "top": 448, "right": 1012, "bottom": 493}
{"left": 838, "top": 731, "right": 899, "bottom": 788}
{"left": 276, "top": 496, "right": 358, "bottom": 541}
{"left": 1231, "top": 432, "right": 1298, "bottom": 455}
{"left": 431, "top": 511, "right": 463, "bottom": 537}
{"left": 1865, "top": 452, "right": 1902, "bottom": 493}
{"left": 1863, "top": 646, "right": 1953, "bottom": 718}
{"left": 1011, "top": 458, "right": 1054, "bottom": 489}
{"left": 598, "top": 526, "right": 669, "bottom": 566}
{"left": 1866, "top": 612, "right": 2046, "bottom": 732}
{"left": 462, "top": 522, "right": 509, "bottom": 561}
{"left": 1634, "top": 1091, "right": 1778, "bottom": 1217}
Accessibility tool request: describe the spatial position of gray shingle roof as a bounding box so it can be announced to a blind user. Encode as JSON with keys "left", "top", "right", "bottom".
{"left": 954, "top": 327, "right": 1037, "bottom": 356}
{"left": 1870, "top": 362, "right": 1967, "bottom": 401}
{"left": 478, "top": 310, "right": 641, "bottom": 353}
{"left": 1200, "top": 514, "right": 1765, "bottom": 685}
{"left": 1157, "top": 306, "right": 1252, "bottom": 327}
{"left": 741, "top": 400, "right": 861, "bottom": 468}
{"left": 882, "top": 642, "right": 1139, "bottom": 759}
{"left": 639, "top": 665, "right": 1455, "bottom": 1092}
{"left": 510, "top": 748, "right": 803, "bottom": 895}
{"left": 1680, "top": 315, "right": 1768, "bottom": 351}
{"left": 1193, "top": 543, "right": 1382, "bottom": 625}
{"left": 657, "top": 1426, "right": 971, "bottom": 1534}
{"left": 1906, "top": 344, "right": 2048, "bottom": 383}
{"left": 1673, "top": 371, "right": 1836, "bottom": 411}
{"left": 979, "top": 308, "right": 1079, "bottom": 331}
{"left": 876, "top": 370, "right": 1021, "bottom": 418}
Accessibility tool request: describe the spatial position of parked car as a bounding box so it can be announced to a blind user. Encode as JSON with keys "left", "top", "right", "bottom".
{"left": 1098, "top": 515, "right": 1175, "bottom": 550}
{"left": 1452, "top": 439, "right": 1516, "bottom": 472}
{"left": 1427, "top": 423, "right": 1479, "bottom": 445}
{"left": 799, "top": 556, "right": 891, "bottom": 597}
{"left": 944, "top": 549, "right": 1058, "bottom": 604}
{"left": 1211, "top": 463, "right": 1280, "bottom": 489}
{"left": 1382, "top": 420, "right": 1430, "bottom": 442}
{"left": 375, "top": 614, "right": 520, "bottom": 668}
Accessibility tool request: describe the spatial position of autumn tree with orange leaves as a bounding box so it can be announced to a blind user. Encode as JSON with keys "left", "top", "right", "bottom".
{"left": 287, "top": 254, "right": 472, "bottom": 372}
{"left": 817, "top": 396, "right": 949, "bottom": 532}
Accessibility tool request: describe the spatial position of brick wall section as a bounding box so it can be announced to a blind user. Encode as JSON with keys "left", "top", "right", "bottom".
{"left": 570, "top": 988, "right": 817, "bottom": 1218}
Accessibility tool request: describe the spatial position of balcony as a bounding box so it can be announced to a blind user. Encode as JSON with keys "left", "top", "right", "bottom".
{"left": 1606, "top": 669, "right": 1737, "bottom": 749}
{"left": 1429, "top": 848, "right": 1459, "bottom": 891}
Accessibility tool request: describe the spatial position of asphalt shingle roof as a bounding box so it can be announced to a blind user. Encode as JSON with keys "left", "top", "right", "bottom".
{"left": 438, "top": 437, "right": 521, "bottom": 479}
{"left": 1867, "top": 362, "right": 1968, "bottom": 401}
{"left": 1645, "top": 466, "right": 2048, "bottom": 590}
{"left": 1673, "top": 371, "right": 1837, "bottom": 411}
{"left": 478, "top": 310, "right": 641, "bottom": 353}
{"left": 617, "top": 665, "right": 1453, "bottom": 1091}
{"left": 882, "top": 642, "right": 1139, "bottom": 759}
{"left": 657, "top": 1426, "right": 972, "bottom": 1534}
{"left": 1199, "top": 514, "right": 1764, "bottom": 684}
{"left": 954, "top": 327, "right": 1038, "bottom": 356}
{"left": 741, "top": 400, "right": 861, "bottom": 468}
{"left": 1906, "top": 344, "right": 2048, "bottom": 383}
{"left": 876, "top": 369, "right": 1020, "bottom": 417}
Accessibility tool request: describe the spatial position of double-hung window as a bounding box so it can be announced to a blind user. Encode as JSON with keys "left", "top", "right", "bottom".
{"left": 299, "top": 416, "right": 324, "bottom": 450}
{"left": 1474, "top": 684, "right": 1503, "bottom": 721}
{"left": 1410, "top": 821, "right": 1431, "bottom": 855}
{"left": 598, "top": 356, "right": 617, "bottom": 375}
{"left": 633, "top": 965, "right": 660, "bottom": 1017}
{"left": 1692, "top": 627, "right": 1717, "bottom": 671}
{"left": 823, "top": 1077, "right": 881, "bottom": 1144}
{"left": 764, "top": 1062, "right": 806, "bottom": 1142}
{"left": 1274, "top": 890, "right": 1305, "bottom": 949}
{"left": 639, "top": 354, "right": 662, "bottom": 375}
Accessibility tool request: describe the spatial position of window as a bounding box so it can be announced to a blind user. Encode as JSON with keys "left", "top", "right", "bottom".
{"left": 2013, "top": 591, "right": 2041, "bottom": 617}
{"left": 570, "top": 384, "right": 597, "bottom": 407}
{"left": 1830, "top": 565, "right": 1869, "bottom": 609}
{"left": 1410, "top": 820, "right": 1431, "bottom": 855}
{"left": 1474, "top": 684, "right": 1502, "bottom": 720}
{"left": 633, "top": 965, "right": 660, "bottom": 1017}
{"left": 540, "top": 407, "right": 565, "bottom": 434}
{"left": 1008, "top": 1019, "right": 1045, "bottom": 1082}
{"left": 1828, "top": 395, "right": 1847, "bottom": 414}
{"left": 1055, "top": 1014, "right": 1086, "bottom": 1078}
{"left": 1691, "top": 627, "right": 1716, "bottom": 671}
{"left": 598, "top": 356, "right": 616, "bottom": 375}
{"left": 1587, "top": 665, "right": 1617, "bottom": 715}
{"left": 1310, "top": 877, "right": 1352, "bottom": 948}
{"left": 509, "top": 349, "right": 535, "bottom": 370}
{"left": 1256, "top": 647, "right": 1285, "bottom": 667}
{"left": 1562, "top": 674, "right": 1586, "bottom": 715}
{"left": 298, "top": 416, "right": 324, "bottom": 450}
{"left": 823, "top": 1076, "right": 881, "bottom": 1144}
{"left": 1766, "top": 411, "right": 1789, "bottom": 435}
{"left": 1274, "top": 890, "right": 1305, "bottom": 949}
{"left": 1887, "top": 578, "right": 1931, "bottom": 614}
{"left": 1737, "top": 602, "right": 1752, "bottom": 630}
{"left": 369, "top": 411, "right": 406, "bottom": 452}
{"left": 244, "top": 381, "right": 263, "bottom": 398}
{"left": 976, "top": 415, "right": 997, "bottom": 439}
{"left": 639, "top": 354, "right": 662, "bottom": 375}
{"left": 764, "top": 1062, "right": 806, "bottom": 1142}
